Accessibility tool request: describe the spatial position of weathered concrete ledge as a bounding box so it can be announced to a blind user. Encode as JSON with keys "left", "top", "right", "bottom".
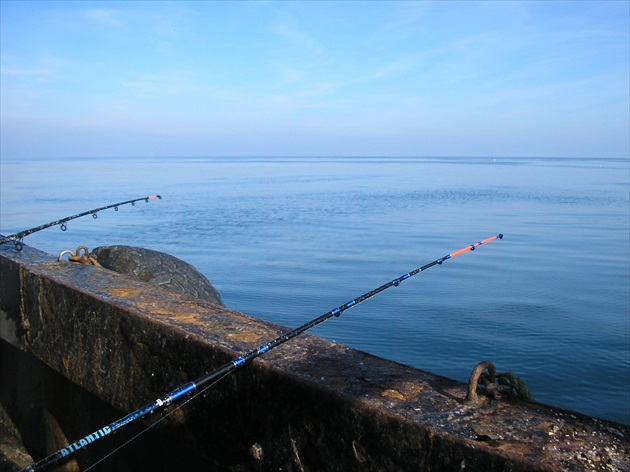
{"left": 0, "top": 241, "right": 628, "bottom": 471}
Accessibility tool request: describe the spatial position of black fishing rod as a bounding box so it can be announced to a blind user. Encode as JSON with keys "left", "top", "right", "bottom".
{"left": 23, "top": 234, "right": 503, "bottom": 472}
{"left": 0, "top": 195, "right": 162, "bottom": 250}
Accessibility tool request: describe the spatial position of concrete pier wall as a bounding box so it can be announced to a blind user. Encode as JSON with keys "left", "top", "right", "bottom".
{"left": 0, "top": 242, "right": 628, "bottom": 471}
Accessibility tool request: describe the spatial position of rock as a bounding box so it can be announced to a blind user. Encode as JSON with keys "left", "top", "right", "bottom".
{"left": 91, "top": 246, "right": 224, "bottom": 306}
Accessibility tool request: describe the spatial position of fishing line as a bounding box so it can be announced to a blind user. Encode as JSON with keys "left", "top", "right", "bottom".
{"left": 84, "top": 370, "right": 232, "bottom": 472}
{"left": 0, "top": 195, "right": 162, "bottom": 250}
{"left": 23, "top": 234, "right": 503, "bottom": 472}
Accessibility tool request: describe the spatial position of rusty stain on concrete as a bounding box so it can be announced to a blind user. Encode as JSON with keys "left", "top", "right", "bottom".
{"left": 380, "top": 389, "right": 405, "bottom": 401}
{"left": 227, "top": 332, "right": 263, "bottom": 344}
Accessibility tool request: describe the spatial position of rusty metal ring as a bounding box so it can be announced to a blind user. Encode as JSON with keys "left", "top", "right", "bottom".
{"left": 466, "top": 360, "right": 497, "bottom": 403}
{"left": 75, "top": 246, "right": 90, "bottom": 258}
{"left": 58, "top": 250, "right": 75, "bottom": 262}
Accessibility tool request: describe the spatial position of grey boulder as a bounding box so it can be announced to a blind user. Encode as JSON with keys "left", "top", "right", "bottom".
{"left": 91, "top": 245, "right": 224, "bottom": 306}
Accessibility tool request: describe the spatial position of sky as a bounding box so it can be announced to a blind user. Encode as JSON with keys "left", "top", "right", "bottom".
{"left": 1, "top": 1, "right": 628, "bottom": 159}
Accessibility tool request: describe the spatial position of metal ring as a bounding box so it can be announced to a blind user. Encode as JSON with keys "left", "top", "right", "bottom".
{"left": 92, "top": 212, "right": 98, "bottom": 219}
{"left": 58, "top": 250, "right": 75, "bottom": 262}
{"left": 60, "top": 222, "right": 67, "bottom": 231}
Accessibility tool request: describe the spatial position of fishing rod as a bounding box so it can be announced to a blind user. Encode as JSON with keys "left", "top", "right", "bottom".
{"left": 23, "top": 234, "right": 503, "bottom": 472}
{"left": 0, "top": 195, "right": 162, "bottom": 250}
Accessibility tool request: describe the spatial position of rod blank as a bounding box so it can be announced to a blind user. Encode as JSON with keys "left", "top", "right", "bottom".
{"left": 1, "top": 195, "right": 162, "bottom": 250}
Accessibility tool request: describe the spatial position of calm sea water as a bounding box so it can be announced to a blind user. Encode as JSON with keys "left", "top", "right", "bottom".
{"left": 1, "top": 156, "right": 628, "bottom": 425}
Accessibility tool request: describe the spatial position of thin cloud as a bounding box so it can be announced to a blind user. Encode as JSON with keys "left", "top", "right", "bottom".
{"left": 370, "top": 55, "right": 424, "bottom": 80}
{"left": 0, "top": 52, "right": 59, "bottom": 83}
{"left": 121, "top": 74, "right": 187, "bottom": 100}
{"left": 268, "top": 10, "right": 324, "bottom": 57}
{"left": 269, "top": 11, "right": 310, "bottom": 43}
{"left": 1, "top": 67, "right": 52, "bottom": 78}
{"left": 84, "top": 8, "right": 122, "bottom": 27}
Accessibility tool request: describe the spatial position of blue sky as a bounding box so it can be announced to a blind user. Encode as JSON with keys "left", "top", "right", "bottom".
{"left": 1, "top": 1, "right": 628, "bottom": 158}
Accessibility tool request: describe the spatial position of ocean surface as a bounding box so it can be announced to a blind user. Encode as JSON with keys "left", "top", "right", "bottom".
{"left": 1, "top": 156, "right": 628, "bottom": 425}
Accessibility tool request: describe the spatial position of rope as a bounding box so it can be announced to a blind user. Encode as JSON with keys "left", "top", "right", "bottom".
{"left": 497, "top": 372, "right": 535, "bottom": 401}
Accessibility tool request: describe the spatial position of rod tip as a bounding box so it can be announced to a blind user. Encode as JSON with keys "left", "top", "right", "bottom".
{"left": 498, "top": 233, "right": 504, "bottom": 239}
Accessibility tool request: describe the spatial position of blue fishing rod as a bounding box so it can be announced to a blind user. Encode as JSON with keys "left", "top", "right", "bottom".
{"left": 0, "top": 195, "right": 162, "bottom": 251}
{"left": 23, "top": 234, "right": 503, "bottom": 472}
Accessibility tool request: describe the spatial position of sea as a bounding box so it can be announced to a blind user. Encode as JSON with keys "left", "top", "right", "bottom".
{"left": 1, "top": 155, "right": 628, "bottom": 426}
